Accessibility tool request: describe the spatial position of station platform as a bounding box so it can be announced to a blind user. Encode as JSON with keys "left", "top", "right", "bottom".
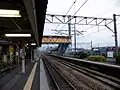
{"left": 40, "top": 59, "right": 49, "bottom": 90}
{"left": 0, "top": 59, "right": 49, "bottom": 90}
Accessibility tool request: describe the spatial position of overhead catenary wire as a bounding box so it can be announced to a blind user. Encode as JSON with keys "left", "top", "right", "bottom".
{"left": 55, "top": 0, "right": 78, "bottom": 30}
{"left": 76, "top": 23, "right": 120, "bottom": 48}
{"left": 53, "top": 1, "right": 120, "bottom": 42}
{"left": 79, "top": 3, "right": 120, "bottom": 34}
{"left": 73, "top": 0, "right": 89, "bottom": 16}
{"left": 60, "top": 0, "right": 89, "bottom": 30}
{"left": 66, "top": 0, "right": 78, "bottom": 14}
{"left": 83, "top": 16, "right": 120, "bottom": 32}
{"left": 80, "top": 22, "right": 120, "bottom": 38}
{"left": 75, "top": 16, "right": 120, "bottom": 37}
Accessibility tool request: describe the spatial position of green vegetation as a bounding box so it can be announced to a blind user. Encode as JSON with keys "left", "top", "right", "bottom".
{"left": 87, "top": 55, "right": 106, "bottom": 62}
{"left": 115, "top": 54, "right": 120, "bottom": 64}
{"left": 74, "top": 52, "right": 88, "bottom": 59}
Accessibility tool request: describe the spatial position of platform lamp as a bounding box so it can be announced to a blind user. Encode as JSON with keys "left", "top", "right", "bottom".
{"left": 0, "top": 9, "right": 21, "bottom": 17}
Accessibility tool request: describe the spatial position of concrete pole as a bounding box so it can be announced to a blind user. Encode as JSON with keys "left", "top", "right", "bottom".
{"left": 22, "top": 44, "right": 25, "bottom": 73}
{"left": 74, "top": 24, "right": 76, "bottom": 53}
{"left": 68, "top": 16, "right": 71, "bottom": 39}
{"left": 91, "top": 41, "right": 92, "bottom": 50}
{"left": 90, "top": 41, "right": 93, "bottom": 55}
{"left": 113, "top": 14, "right": 119, "bottom": 55}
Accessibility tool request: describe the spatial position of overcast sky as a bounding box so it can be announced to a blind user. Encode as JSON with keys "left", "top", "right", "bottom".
{"left": 43, "top": 0, "right": 120, "bottom": 49}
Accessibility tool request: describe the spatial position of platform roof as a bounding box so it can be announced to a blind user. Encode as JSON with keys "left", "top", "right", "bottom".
{"left": 0, "top": 0, "right": 48, "bottom": 46}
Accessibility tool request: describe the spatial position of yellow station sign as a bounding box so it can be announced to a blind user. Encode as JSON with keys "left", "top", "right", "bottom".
{"left": 9, "top": 46, "right": 14, "bottom": 52}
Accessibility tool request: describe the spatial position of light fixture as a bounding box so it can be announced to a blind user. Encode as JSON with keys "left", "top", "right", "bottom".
{"left": 31, "top": 43, "right": 36, "bottom": 46}
{"left": 0, "top": 14, "right": 21, "bottom": 17}
{"left": 5, "top": 34, "right": 31, "bottom": 37}
{"left": 0, "top": 9, "right": 21, "bottom": 17}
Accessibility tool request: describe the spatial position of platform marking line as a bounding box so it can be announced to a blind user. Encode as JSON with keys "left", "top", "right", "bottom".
{"left": 40, "top": 59, "right": 49, "bottom": 90}
{"left": 23, "top": 62, "right": 38, "bottom": 90}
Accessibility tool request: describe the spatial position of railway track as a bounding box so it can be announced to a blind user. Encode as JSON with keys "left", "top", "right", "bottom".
{"left": 43, "top": 59, "right": 76, "bottom": 90}
{"left": 50, "top": 56, "right": 120, "bottom": 90}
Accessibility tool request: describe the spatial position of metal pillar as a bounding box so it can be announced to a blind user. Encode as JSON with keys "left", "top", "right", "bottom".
{"left": 68, "top": 16, "right": 71, "bottom": 39}
{"left": 74, "top": 24, "right": 76, "bottom": 53}
{"left": 31, "top": 47, "right": 33, "bottom": 62}
{"left": 91, "top": 41, "right": 92, "bottom": 50}
{"left": 22, "top": 44, "right": 25, "bottom": 73}
{"left": 113, "top": 14, "right": 118, "bottom": 55}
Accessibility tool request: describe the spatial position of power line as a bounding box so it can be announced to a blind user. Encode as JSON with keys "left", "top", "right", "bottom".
{"left": 60, "top": 0, "right": 89, "bottom": 30}
{"left": 81, "top": 23, "right": 120, "bottom": 38}
{"left": 81, "top": 29, "right": 106, "bottom": 37}
{"left": 73, "top": 0, "right": 89, "bottom": 16}
{"left": 55, "top": 0, "right": 78, "bottom": 30}
{"left": 66, "top": 0, "right": 78, "bottom": 14}
{"left": 77, "top": 3, "right": 120, "bottom": 33}
{"left": 77, "top": 16, "right": 120, "bottom": 35}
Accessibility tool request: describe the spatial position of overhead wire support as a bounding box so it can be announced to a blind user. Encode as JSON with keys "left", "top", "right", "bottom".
{"left": 105, "top": 25, "right": 114, "bottom": 33}
{"left": 77, "top": 3, "right": 119, "bottom": 34}
{"left": 55, "top": 0, "right": 78, "bottom": 30}
{"left": 46, "top": 14, "right": 113, "bottom": 26}
{"left": 60, "top": 0, "right": 89, "bottom": 30}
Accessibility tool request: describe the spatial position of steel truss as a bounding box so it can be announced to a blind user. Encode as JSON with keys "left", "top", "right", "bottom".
{"left": 45, "top": 14, "right": 119, "bottom": 55}
{"left": 46, "top": 14, "right": 113, "bottom": 26}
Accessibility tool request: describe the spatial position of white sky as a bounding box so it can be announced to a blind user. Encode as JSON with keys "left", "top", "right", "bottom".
{"left": 43, "top": 0, "right": 120, "bottom": 49}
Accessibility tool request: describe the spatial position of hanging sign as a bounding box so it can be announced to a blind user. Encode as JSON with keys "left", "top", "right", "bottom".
{"left": 9, "top": 45, "right": 14, "bottom": 52}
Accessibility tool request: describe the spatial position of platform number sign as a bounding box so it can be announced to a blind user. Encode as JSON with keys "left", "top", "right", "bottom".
{"left": 9, "top": 46, "right": 14, "bottom": 52}
{"left": 9, "top": 45, "right": 14, "bottom": 62}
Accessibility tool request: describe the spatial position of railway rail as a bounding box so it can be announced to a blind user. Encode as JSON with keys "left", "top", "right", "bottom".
{"left": 42, "top": 54, "right": 120, "bottom": 90}
{"left": 51, "top": 55, "right": 120, "bottom": 79}
{"left": 50, "top": 56, "right": 120, "bottom": 90}
{"left": 43, "top": 58, "right": 76, "bottom": 90}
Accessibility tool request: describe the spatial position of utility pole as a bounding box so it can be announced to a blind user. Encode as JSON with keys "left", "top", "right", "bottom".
{"left": 90, "top": 41, "right": 93, "bottom": 55}
{"left": 113, "top": 14, "right": 118, "bottom": 55}
{"left": 68, "top": 15, "right": 71, "bottom": 39}
{"left": 74, "top": 24, "right": 76, "bottom": 53}
{"left": 91, "top": 41, "right": 92, "bottom": 50}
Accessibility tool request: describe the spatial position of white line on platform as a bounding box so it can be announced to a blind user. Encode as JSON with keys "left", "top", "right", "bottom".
{"left": 40, "top": 59, "right": 49, "bottom": 90}
{"left": 23, "top": 62, "right": 38, "bottom": 90}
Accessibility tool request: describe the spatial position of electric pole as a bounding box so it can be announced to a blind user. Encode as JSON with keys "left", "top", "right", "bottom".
{"left": 68, "top": 15, "right": 71, "bottom": 39}
{"left": 113, "top": 14, "right": 118, "bottom": 55}
{"left": 91, "top": 41, "right": 92, "bottom": 50}
{"left": 74, "top": 24, "right": 76, "bottom": 53}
